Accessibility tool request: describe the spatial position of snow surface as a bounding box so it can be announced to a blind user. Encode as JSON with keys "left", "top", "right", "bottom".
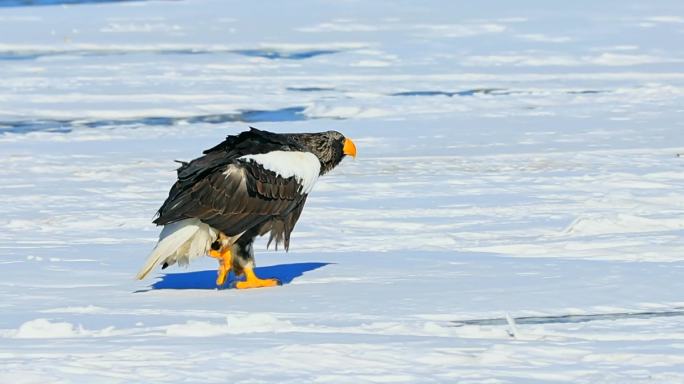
{"left": 1, "top": 0, "right": 684, "bottom": 382}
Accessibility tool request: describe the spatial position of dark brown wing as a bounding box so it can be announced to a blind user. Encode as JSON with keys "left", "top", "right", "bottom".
{"left": 257, "top": 195, "right": 308, "bottom": 250}
{"left": 154, "top": 159, "right": 309, "bottom": 247}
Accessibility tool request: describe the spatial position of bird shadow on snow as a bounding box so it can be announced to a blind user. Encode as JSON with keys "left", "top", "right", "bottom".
{"left": 137, "top": 262, "right": 330, "bottom": 292}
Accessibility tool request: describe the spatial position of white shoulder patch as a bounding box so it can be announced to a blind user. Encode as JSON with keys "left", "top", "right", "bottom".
{"left": 239, "top": 151, "right": 321, "bottom": 194}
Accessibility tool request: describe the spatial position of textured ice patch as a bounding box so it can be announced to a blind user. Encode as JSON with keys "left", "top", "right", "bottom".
{"left": 165, "top": 314, "right": 295, "bottom": 337}
{"left": 164, "top": 320, "right": 231, "bottom": 337}
{"left": 0, "top": 42, "right": 366, "bottom": 61}
{"left": 463, "top": 53, "right": 683, "bottom": 67}
{"left": 297, "top": 19, "right": 507, "bottom": 38}
{"left": 564, "top": 214, "right": 684, "bottom": 236}
{"left": 8, "top": 319, "right": 123, "bottom": 339}
{"left": 100, "top": 22, "right": 183, "bottom": 33}
{"left": 515, "top": 33, "right": 573, "bottom": 43}
{"left": 13, "top": 318, "right": 80, "bottom": 339}
{"left": 412, "top": 23, "right": 506, "bottom": 38}
{"left": 40, "top": 305, "right": 107, "bottom": 314}
{"left": 297, "top": 21, "right": 385, "bottom": 33}
{"left": 644, "top": 16, "right": 684, "bottom": 24}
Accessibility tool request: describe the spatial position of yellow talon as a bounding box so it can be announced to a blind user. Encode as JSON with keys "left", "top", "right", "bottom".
{"left": 235, "top": 267, "right": 280, "bottom": 289}
{"left": 216, "top": 265, "right": 228, "bottom": 286}
{"left": 209, "top": 248, "right": 232, "bottom": 286}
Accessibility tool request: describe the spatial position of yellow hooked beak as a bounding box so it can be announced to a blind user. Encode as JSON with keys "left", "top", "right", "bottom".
{"left": 343, "top": 138, "right": 357, "bottom": 158}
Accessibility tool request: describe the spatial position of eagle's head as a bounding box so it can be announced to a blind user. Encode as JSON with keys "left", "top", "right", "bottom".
{"left": 291, "top": 130, "right": 356, "bottom": 175}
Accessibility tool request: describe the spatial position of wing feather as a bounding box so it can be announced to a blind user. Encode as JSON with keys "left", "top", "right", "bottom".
{"left": 155, "top": 161, "right": 309, "bottom": 241}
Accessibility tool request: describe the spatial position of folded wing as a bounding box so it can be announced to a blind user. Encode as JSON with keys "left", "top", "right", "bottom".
{"left": 154, "top": 147, "right": 320, "bottom": 250}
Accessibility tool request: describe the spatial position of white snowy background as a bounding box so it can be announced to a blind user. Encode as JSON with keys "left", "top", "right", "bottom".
{"left": 1, "top": 0, "right": 684, "bottom": 382}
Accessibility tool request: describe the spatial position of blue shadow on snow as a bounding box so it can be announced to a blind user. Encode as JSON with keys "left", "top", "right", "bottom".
{"left": 149, "top": 262, "right": 330, "bottom": 290}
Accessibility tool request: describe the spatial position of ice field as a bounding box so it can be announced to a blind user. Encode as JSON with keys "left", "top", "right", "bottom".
{"left": 1, "top": 0, "right": 684, "bottom": 382}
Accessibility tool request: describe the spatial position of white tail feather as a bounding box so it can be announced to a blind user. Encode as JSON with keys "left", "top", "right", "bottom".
{"left": 135, "top": 219, "right": 217, "bottom": 280}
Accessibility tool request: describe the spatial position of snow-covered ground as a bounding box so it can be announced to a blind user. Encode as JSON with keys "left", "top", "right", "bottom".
{"left": 1, "top": 0, "right": 684, "bottom": 382}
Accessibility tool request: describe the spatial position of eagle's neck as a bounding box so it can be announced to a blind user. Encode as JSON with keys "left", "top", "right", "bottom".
{"left": 286, "top": 133, "right": 342, "bottom": 175}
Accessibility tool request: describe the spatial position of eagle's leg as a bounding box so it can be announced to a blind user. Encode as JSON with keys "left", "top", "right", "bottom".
{"left": 232, "top": 236, "right": 280, "bottom": 289}
{"left": 208, "top": 242, "right": 232, "bottom": 286}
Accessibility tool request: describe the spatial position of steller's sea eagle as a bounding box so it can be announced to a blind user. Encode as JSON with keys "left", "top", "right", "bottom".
{"left": 135, "top": 127, "right": 357, "bottom": 289}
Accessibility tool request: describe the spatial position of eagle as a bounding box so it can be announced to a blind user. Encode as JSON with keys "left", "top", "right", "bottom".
{"left": 135, "top": 127, "right": 357, "bottom": 289}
